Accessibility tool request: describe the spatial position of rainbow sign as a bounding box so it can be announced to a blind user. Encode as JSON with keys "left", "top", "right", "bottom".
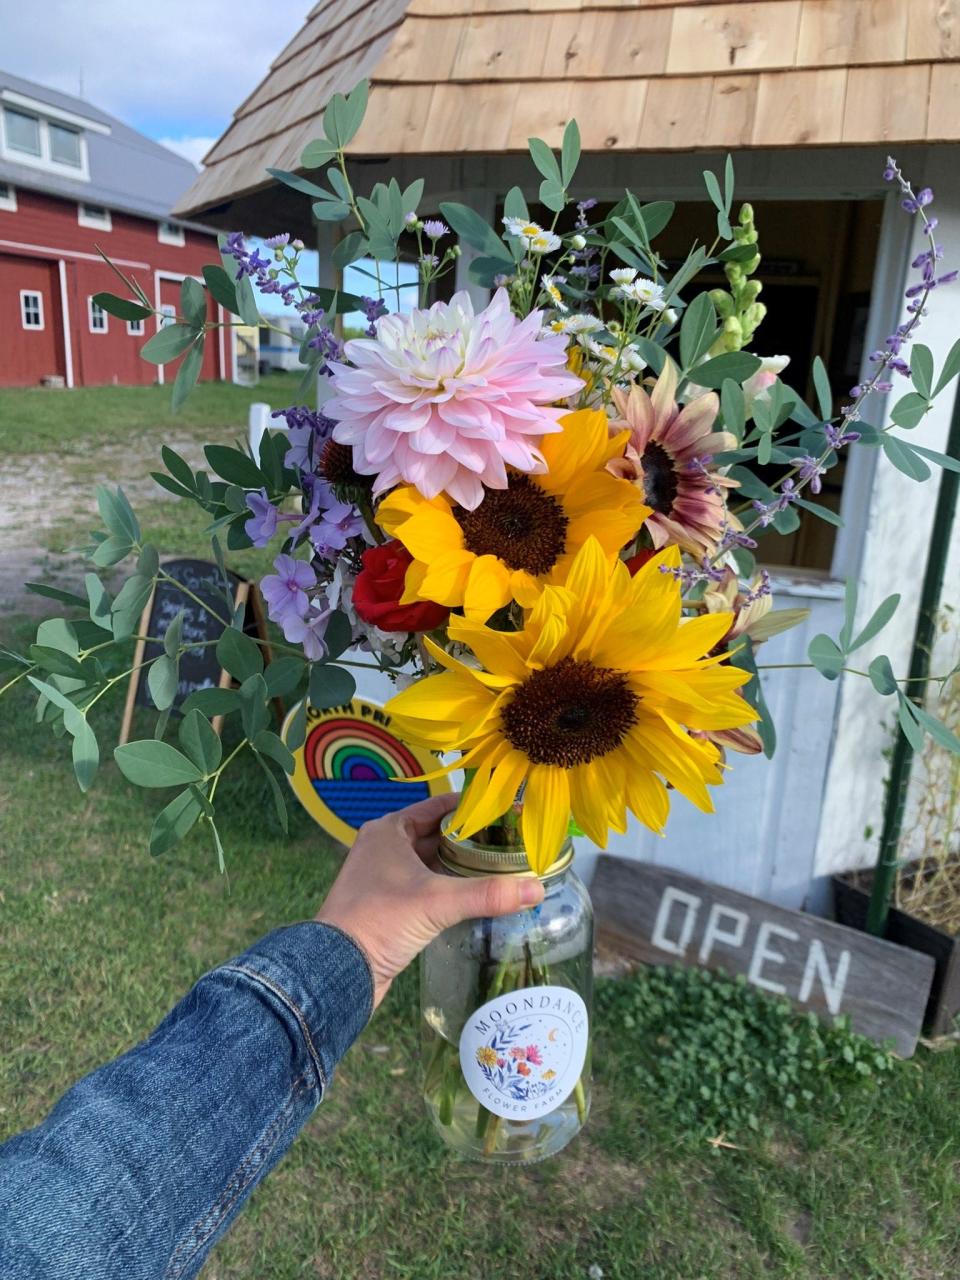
{"left": 281, "top": 697, "right": 450, "bottom": 843}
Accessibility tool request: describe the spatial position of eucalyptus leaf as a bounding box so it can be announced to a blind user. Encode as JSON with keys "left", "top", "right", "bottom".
{"left": 868, "top": 655, "right": 898, "bottom": 696}
{"left": 140, "top": 323, "right": 199, "bottom": 366}
{"left": 24, "top": 582, "right": 87, "bottom": 608}
{"left": 178, "top": 708, "right": 222, "bottom": 773}
{"left": 172, "top": 339, "right": 204, "bottom": 411}
{"left": 686, "top": 352, "right": 762, "bottom": 389}
{"left": 812, "top": 356, "right": 832, "bottom": 420}
{"left": 201, "top": 264, "right": 240, "bottom": 315}
{"left": 149, "top": 788, "right": 204, "bottom": 856}
{"left": 263, "top": 656, "right": 306, "bottom": 698}
{"left": 890, "top": 392, "right": 929, "bottom": 430}
{"left": 721, "top": 379, "right": 746, "bottom": 441}
{"left": 808, "top": 634, "right": 844, "bottom": 680}
{"left": 907, "top": 442, "right": 960, "bottom": 474}
{"left": 839, "top": 578, "right": 858, "bottom": 652}
{"left": 92, "top": 292, "right": 152, "bottom": 322}
{"left": 147, "top": 654, "right": 179, "bottom": 711}
{"left": 309, "top": 663, "right": 356, "bottom": 710}
{"left": 114, "top": 740, "right": 203, "bottom": 788}
{"left": 71, "top": 717, "right": 99, "bottom": 792}
{"left": 285, "top": 698, "right": 308, "bottom": 751}
{"left": 850, "top": 593, "right": 901, "bottom": 652}
{"left": 679, "top": 293, "right": 717, "bottom": 373}
{"left": 180, "top": 687, "right": 240, "bottom": 717}
{"left": 204, "top": 445, "right": 264, "bottom": 489}
{"left": 239, "top": 672, "right": 270, "bottom": 739}
{"left": 28, "top": 645, "right": 87, "bottom": 680}
{"left": 255, "top": 753, "right": 289, "bottom": 834}
{"left": 440, "top": 202, "right": 512, "bottom": 262}
{"left": 253, "top": 729, "right": 296, "bottom": 775}
{"left": 882, "top": 435, "right": 930, "bottom": 481}
{"left": 180, "top": 277, "right": 207, "bottom": 329}
{"left": 912, "top": 704, "right": 960, "bottom": 755}
{"left": 897, "top": 694, "right": 925, "bottom": 752}
{"left": 933, "top": 336, "right": 960, "bottom": 397}
{"left": 910, "top": 344, "right": 934, "bottom": 399}
{"left": 217, "top": 627, "right": 263, "bottom": 682}
{"left": 560, "top": 119, "right": 580, "bottom": 188}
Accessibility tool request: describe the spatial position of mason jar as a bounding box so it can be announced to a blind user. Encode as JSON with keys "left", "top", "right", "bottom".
{"left": 420, "top": 828, "right": 593, "bottom": 1164}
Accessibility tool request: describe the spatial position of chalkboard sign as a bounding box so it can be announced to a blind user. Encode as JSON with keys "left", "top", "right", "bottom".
{"left": 119, "top": 559, "right": 269, "bottom": 744}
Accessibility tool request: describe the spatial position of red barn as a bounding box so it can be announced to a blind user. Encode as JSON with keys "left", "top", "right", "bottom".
{"left": 0, "top": 69, "right": 230, "bottom": 388}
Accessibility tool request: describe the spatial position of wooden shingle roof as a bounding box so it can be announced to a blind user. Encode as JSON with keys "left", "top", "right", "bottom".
{"left": 175, "top": 0, "right": 960, "bottom": 218}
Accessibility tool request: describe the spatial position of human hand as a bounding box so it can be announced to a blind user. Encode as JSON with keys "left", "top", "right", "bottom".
{"left": 314, "top": 793, "right": 544, "bottom": 1008}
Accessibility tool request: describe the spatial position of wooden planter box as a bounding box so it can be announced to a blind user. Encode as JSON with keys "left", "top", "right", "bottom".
{"left": 832, "top": 876, "right": 960, "bottom": 1038}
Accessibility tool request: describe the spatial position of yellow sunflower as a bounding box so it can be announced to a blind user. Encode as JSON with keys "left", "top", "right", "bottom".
{"left": 386, "top": 537, "right": 757, "bottom": 873}
{"left": 375, "top": 409, "right": 649, "bottom": 621}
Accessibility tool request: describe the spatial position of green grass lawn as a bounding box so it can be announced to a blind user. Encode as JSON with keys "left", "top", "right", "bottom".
{"left": 0, "top": 373, "right": 298, "bottom": 456}
{"left": 2, "top": 388, "right": 960, "bottom": 1278}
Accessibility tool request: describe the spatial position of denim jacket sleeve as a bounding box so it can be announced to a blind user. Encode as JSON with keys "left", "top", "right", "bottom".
{"left": 0, "top": 920, "right": 374, "bottom": 1280}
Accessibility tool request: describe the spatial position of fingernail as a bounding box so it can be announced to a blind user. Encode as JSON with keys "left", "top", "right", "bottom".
{"left": 519, "top": 876, "right": 543, "bottom": 906}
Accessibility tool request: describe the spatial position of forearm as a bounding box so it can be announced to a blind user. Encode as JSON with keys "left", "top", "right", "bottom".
{"left": 0, "top": 921, "right": 373, "bottom": 1280}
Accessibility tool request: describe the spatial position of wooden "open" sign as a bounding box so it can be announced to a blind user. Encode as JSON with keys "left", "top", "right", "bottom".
{"left": 592, "top": 859, "right": 935, "bottom": 1057}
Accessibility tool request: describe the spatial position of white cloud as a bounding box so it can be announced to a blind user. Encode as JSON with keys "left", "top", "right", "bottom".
{"left": 2, "top": 1, "right": 307, "bottom": 143}
{"left": 157, "top": 136, "right": 217, "bottom": 167}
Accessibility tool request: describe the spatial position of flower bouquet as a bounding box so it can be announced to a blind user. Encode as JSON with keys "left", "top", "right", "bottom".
{"left": 5, "top": 81, "right": 960, "bottom": 1159}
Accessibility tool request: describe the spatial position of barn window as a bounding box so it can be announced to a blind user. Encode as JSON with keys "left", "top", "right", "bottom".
{"left": 49, "top": 122, "right": 82, "bottom": 168}
{"left": 0, "top": 182, "right": 16, "bottom": 212}
{"left": 88, "top": 297, "right": 108, "bottom": 333}
{"left": 20, "top": 291, "right": 44, "bottom": 330}
{"left": 159, "top": 304, "right": 176, "bottom": 328}
{"left": 4, "top": 108, "right": 41, "bottom": 156}
{"left": 78, "top": 202, "right": 112, "bottom": 231}
{"left": 127, "top": 317, "right": 145, "bottom": 336}
{"left": 158, "top": 221, "right": 185, "bottom": 247}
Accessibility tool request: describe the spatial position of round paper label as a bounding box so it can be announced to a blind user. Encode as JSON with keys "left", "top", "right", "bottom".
{"left": 458, "top": 985, "right": 589, "bottom": 1121}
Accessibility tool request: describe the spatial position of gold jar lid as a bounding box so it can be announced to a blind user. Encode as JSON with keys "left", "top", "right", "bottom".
{"left": 439, "top": 820, "right": 573, "bottom": 881}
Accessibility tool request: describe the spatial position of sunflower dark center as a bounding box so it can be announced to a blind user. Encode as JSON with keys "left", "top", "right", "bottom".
{"left": 320, "top": 438, "right": 372, "bottom": 491}
{"left": 502, "top": 657, "right": 639, "bottom": 767}
{"left": 641, "top": 441, "right": 680, "bottom": 515}
{"left": 455, "top": 475, "right": 569, "bottom": 575}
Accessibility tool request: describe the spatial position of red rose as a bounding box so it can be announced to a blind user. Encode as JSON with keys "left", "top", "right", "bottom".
{"left": 353, "top": 541, "right": 449, "bottom": 633}
{"left": 625, "top": 547, "right": 657, "bottom": 575}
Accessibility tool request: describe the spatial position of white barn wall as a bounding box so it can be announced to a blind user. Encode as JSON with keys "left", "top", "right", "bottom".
{"left": 813, "top": 151, "right": 960, "bottom": 879}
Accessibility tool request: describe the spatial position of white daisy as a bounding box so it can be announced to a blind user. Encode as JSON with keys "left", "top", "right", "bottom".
{"left": 503, "top": 217, "right": 544, "bottom": 239}
{"left": 528, "top": 231, "right": 562, "bottom": 254}
{"left": 617, "top": 276, "right": 666, "bottom": 311}
{"left": 542, "top": 274, "right": 568, "bottom": 312}
{"left": 609, "top": 267, "right": 638, "bottom": 286}
{"left": 550, "top": 314, "right": 603, "bottom": 334}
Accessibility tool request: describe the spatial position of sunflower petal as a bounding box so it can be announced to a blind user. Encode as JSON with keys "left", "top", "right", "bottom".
{"left": 521, "top": 765, "right": 571, "bottom": 874}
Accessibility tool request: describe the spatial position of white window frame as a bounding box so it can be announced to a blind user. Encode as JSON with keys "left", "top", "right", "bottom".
{"left": 0, "top": 181, "right": 17, "bottom": 212}
{"left": 0, "top": 105, "right": 90, "bottom": 182}
{"left": 78, "top": 202, "right": 111, "bottom": 231}
{"left": 88, "top": 296, "right": 108, "bottom": 334}
{"left": 20, "top": 289, "right": 44, "bottom": 330}
{"left": 127, "top": 316, "right": 145, "bottom": 336}
{"left": 157, "top": 221, "right": 185, "bottom": 247}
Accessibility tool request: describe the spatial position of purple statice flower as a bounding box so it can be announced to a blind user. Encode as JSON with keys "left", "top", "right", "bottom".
{"left": 310, "top": 493, "right": 366, "bottom": 558}
{"left": 264, "top": 233, "right": 291, "bottom": 249}
{"left": 359, "top": 296, "right": 388, "bottom": 337}
{"left": 824, "top": 419, "right": 860, "bottom": 450}
{"left": 422, "top": 219, "right": 449, "bottom": 241}
{"left": 308, "top": 326, "right": 344, "bottom": 370}
{"left": 797, "top": 455, "right": 827, "bottom": 495}
{"left": 260, "top": 554, "right": 316, "bottom": 630}
{"left": 244, "top": 490, "right": 280, "bottom": 547}
{"left": 686, "top": 456, "right": 719, "bottom": 495}
{"left": 752, "top": 480, "right": 798, "bottom": 527}
{"left": 719, "top": 525, "right": 758, "bottom": 552}
{"left": 237, "top": 247, "right": 270, "bottom": 280}
{"left": 283, "top": 600, "right": 334, "bottom": 661}
{"left": 272, "top": 406, "right": 335, "bottom": 473}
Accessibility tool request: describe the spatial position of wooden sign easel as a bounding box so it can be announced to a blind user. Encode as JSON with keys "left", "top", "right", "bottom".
{"left": 119, "top": 562, "right": 279, "bottom": 745}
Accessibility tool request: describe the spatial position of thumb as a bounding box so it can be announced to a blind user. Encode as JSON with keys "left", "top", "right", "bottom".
{"left": 433, "top": 872, "right": 544, "bottom": 931}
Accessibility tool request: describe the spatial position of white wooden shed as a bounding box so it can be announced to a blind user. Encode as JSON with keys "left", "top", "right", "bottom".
{"left": 175, "top": 0, "right": 960, "bottom": 909}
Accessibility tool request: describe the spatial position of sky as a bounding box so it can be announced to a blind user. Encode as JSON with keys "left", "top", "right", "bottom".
{"left": 3, "top": 1, "right": 417, "bottom": 317}
{"left": 2, "top": 0, "right": 309, "bottom": 165}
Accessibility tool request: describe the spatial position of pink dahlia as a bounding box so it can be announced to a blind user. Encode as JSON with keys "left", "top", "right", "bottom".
{"left": 324, "top": 289, "right": 582, "bottom": 510}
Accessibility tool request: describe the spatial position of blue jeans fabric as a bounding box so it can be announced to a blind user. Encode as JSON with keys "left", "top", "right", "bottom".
{"left": 0, "top": 921, "right": 373, "bottom": 1279}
